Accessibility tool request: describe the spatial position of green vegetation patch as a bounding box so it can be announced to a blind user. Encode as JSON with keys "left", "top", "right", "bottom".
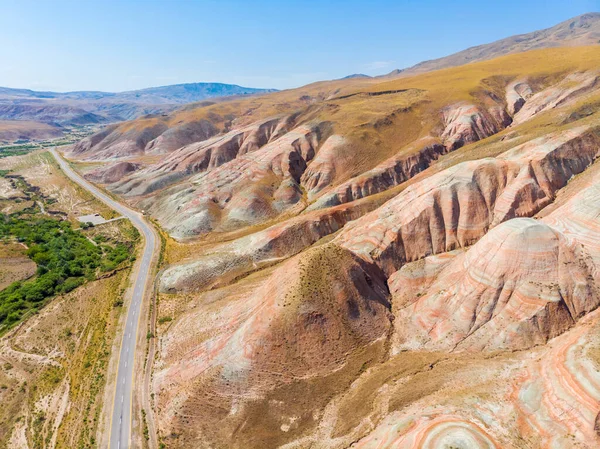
{"left": 0, "top": 144, "right": 39, "bottom": 158}
{"left": 0, "top": 206, "right": 135, "bottom": 330}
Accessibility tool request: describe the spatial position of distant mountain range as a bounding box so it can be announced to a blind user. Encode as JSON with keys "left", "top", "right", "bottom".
{"left": 0, "top": 83, "right": 277, "bottom": 106}
{"left": 3, "top": 12, "right": 600, "bottom": 144}
{"left": 0, "top": 82, "right": 277, "bottom": 128}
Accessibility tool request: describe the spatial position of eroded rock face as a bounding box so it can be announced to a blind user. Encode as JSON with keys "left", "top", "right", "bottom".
{"left": 84, "top": 161, "right": 140, "bottom": 184}
{"left": 308, "top": 137, "right": 446, "bottom": 210}
{"left": 506, "top": 80, "right": 533, "bottom": 116}
{"left": 70, "top": 118, "right": 221, "bottom": 160}
{"left": 160, "top": 197, "right": 379, "bottom": 293}
{"left": 513, "top": 71, "right": 599, "bottom": 125}
{"left": 143, "top": 119, "right": 218, "bottom": 155}
{"left": 143, "top": 122, "right": 328, "bottom": 239}
{"left": 345, "top": 178, "right": 600, "bottom": 449}
{"left": 337, "top": 125, "right": 600, "bottom": 275}
{"left": 392, "top": 218, "right": 598, "bottom": 352}
{"left": 441, "top": 103, "right": 508, "bottom": 150}
{"left": 70, "top": 122, "right": 169, "bottom": 160}
{"left": 300, "top": 134, "right": 347, "bottom": 197}
{"left": 110, "top": 116, "right": 289, "bottom": 196}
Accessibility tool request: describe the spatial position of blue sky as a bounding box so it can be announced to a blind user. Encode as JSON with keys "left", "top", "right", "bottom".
{"left": 0, "top": 0, "right": 597, "bottom": 92}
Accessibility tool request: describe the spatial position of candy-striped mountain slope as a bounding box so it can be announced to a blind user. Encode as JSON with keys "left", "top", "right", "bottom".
{"left": 68, "top": 43, "right": 600, "bottom": 449}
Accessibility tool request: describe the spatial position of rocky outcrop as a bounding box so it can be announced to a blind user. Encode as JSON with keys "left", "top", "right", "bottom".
{"left": 387, "top": 169, "right": 600, "bottom": 354}
{"left": 506, "top": 80, "right": 533, "bottom": 116}
{"left": 392, "top": 218, "right": 598, "bottom": 352}
{"left": 440, "top": 103, "right": 509, "bottom": 150}
{"left": 543, "top": 179, "right": 600, "bottom": 269}
{"left": 345, "top": 178, "right": 600, "bottom": 449}
{"left": 110, "top": 116, "right": 289, "bottom": 196}
{"left": 142, "top": 123, "right": 328, "bottom": 239}
{"left": 300, "top": 135, "right": 347, "bottom": 197}
{"left": 84, "top": 161, "right": 140, "bottom": 184}
{"left": 308, "top": 137, "right": 445, "bottom": 210}
{"left": 337, "top": 125, "right": 600, "bottom": 275}
{"left": 513, "top": 71, "right": 599, "bottom": 125}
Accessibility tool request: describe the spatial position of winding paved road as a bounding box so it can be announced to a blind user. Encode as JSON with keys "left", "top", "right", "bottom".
{"left": 50, "top": 149, "right": 157, "bottom": 449}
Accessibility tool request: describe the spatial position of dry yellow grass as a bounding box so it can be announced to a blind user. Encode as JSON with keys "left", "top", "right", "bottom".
{"left": 0, "top": 151, "right": 118, "bottom": 221}
{"left": 106, "top": 46, "right": 600, "bottom": 195}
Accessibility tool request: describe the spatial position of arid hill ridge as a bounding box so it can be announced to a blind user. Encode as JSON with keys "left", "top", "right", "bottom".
{"left": 393, "top": 12, "right": 600, "bottom": 76}
{"left": 61, "top": 42, "right": 600, "bottom": 448}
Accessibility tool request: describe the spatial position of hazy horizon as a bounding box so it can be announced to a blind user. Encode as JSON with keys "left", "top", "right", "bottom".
{"left": 0, "top": 0, "right": 596, "bottom": 92}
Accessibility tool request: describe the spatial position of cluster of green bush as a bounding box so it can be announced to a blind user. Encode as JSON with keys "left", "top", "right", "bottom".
{"left": 0, "top": 144, "right": 38, "bottom": 158}
{"left": 0, "top": 212, "right": 135, "bottom": 328}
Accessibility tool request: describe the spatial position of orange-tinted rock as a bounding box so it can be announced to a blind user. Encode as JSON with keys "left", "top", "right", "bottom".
{"left": 111, "top": 116, "right": 289, "bottom": 196}
{"left": 301, "top": 134, "right": 347, "bottom": 197}
{"left": 392, "top": 218, "right": 598, "bottom": 352}
{"left": 337, "top": 125, "right": 600, "bottom": 275}
{"left": 309, "top": 137, "right": 446, "bottom": 209}
{"left": 441, "top": 103, "right": 507, "bottom": 151}
{"left": 513, "top": 71, "right": 599, "bottom": 125}
{"left": 142, "top": 123, "right": 327, "bottom": 239}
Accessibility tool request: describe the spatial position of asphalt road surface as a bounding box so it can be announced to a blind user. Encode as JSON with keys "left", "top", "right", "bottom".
{"left": 50, "top": 149, "right": 157, "bottom": 449}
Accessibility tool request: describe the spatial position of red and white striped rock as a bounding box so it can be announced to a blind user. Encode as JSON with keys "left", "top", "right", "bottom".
{"left": 308, "top": 137, "right": 446, "bottom": 210}
{"left": 301, "top": 134, "right": 348, "bottom": 197}
{"left": 111, "top": 116, "right": 290, "bottom": 196}
{"left": 141, "top": 123, "right": 326, "bottom": 239}
{"left": 506, "top": 80, "right": 533, "bottom": 116}
{"left": 392, "top": 218, "right": 598, "bottom": 352}
{"left": 351, "top": 414, "right": 502, "bottom": 449}
{"left": 512, "top": 71, "right": 599, "bottom": 125}
{"left": 337, "top": 125, "right": 600, "bottom": 275}
{"left": 441, "top": 103, "right": 508, "bottom": 151}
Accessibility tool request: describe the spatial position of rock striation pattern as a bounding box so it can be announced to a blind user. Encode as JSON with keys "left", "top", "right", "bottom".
{"left": 77, "top": 49, "right": 600, "bottom": 449}
{"left": 110, "top": 116, "right": 291, "bottom": 196}
{"left": 309, "top": 137, "right": 446, "bottom": 209}
{"left": 142, "top": 123, "right": 328, "bottom": 239}
{"left": 392, "top": 218, "right": 598, "bottom": 352}
{"left": 337, "top": 125, "right": 600, "bottom": 275}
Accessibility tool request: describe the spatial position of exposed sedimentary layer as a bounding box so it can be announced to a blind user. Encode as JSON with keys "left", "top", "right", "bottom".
{"left": 337, "top": 125, "right": 600, "bottom": 275}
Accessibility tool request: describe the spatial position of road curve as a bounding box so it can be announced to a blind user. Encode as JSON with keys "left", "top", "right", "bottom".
{"left": 50, "top": 149, "right": 157, "bottom": 449}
